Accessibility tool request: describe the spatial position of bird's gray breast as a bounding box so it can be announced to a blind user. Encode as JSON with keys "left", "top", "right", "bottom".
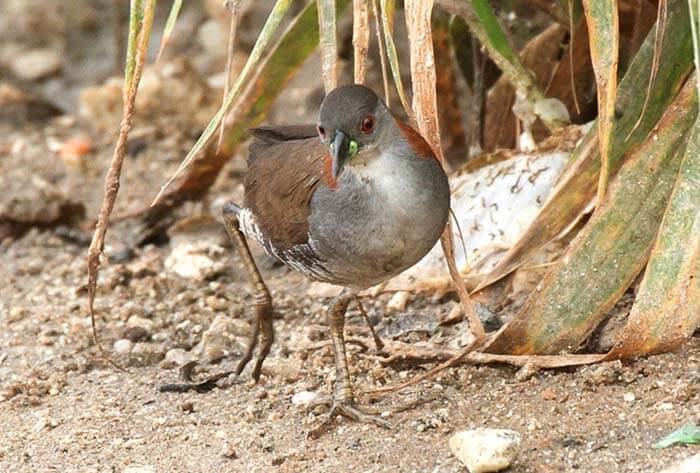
{"left": 307, "top": 152, "right": 450, "bottom": 289}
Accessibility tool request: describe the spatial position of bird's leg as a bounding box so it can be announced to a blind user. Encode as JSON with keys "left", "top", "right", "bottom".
{"left": 222, "top": 204, "right": 274, "bottom": 382}
{"left": 317, "top": 288, "right": 390, "bottom": 428}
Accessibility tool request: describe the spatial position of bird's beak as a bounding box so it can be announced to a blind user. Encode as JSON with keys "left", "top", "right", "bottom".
{"left": 329, "top": 130, "right": 358, "bottom": 180}
{"left": 330, "top": 130, "right": 349, "bottom": 180}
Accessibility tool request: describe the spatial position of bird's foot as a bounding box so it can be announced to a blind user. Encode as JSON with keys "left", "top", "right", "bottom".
{"left": 308, "top": 396, "right": 391, "bottom": 430}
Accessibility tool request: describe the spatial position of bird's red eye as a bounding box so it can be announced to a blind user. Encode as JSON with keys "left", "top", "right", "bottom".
{"left": 361, "top": 115, "right": 374, "bottom": 134}
{"left": 317, "top": 125, "right": 326, "bottom": 138}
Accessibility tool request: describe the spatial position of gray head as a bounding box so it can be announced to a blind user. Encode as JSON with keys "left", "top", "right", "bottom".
{"left": 317, "top": 85, "right": 390, "bottom": 179}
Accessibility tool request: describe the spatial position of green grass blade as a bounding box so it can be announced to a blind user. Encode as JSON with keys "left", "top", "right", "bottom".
{"left": 469, "top": 0, "right": 517, "bottom": 64}
{"left": 152, "top": 0, "right": 293, "bottom": 206}
{"left": 124, "top": 0, "right": 146, "bottom": 94}
{"left": 156, "top": 0, "right": 183, "bottom": 60}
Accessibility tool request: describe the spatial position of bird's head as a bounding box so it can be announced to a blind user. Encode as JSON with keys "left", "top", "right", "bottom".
{"left": 317, "top": 85, "right": 388, "bottom": 180}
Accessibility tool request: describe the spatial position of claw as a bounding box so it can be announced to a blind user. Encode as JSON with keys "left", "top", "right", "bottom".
{"left": 308, "top": 396, "right": 391, "bottom": 429}
{"left": 324, "top": 400, "right": 392, "bottom": 429}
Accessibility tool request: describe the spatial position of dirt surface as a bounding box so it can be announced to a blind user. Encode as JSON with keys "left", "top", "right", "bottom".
{"left": 1, "top": 113, "right": 699, "bottom": 472}
{"left": 1, "top": 1, "right": 699, "bottom": 472}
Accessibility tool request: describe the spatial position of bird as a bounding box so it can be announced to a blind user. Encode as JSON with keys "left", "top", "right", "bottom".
{"left": 222, "top": 84, "right": 450, "bottom": 427}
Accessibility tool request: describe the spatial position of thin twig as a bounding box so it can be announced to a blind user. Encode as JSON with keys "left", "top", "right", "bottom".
{"left": 86, "top": 0, "right": 157, "bottom": 371}
{"left": 365, "top": 338, "right": 482, "bottom": 396}
{"left": 363, "top": 341, "right": 605, "bottom": 397}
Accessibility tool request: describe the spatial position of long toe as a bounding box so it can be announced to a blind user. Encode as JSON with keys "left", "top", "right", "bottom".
{"left": 324, "top": 400, "right": 391, "bottom": 429}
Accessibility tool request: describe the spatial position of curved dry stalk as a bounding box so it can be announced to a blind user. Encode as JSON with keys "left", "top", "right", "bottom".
{"left": 364, "top": 339, "right": 604, "bottom": 396}
{"left": 86, "top": 0, "right": 157, "bottom": 370}
{"left": 404, "top": 0, "right": 485, "bottom": 343}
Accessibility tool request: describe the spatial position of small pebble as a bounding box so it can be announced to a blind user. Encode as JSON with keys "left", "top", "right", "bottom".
{"left": 180, "top": 401, "right": 194, "bottom": 413}
{"left": 113, "top": 339, "right": 133, "bottom": 355}
{"left": 11, "top": 48, "right": 62, "bottom": 81}
{"left": 623, "top": 392, "right": 636, "bottom": 403}
{"left": 291, "top": 391, "right": 318, "bottom": 407}
{"left": 220, "top": 440, "right": 238, "bottom": 459}
{"left": 126, "top": 315, "right": 154, "bottom": 333}
{"left": 449, "top": 428, "right": 522, "bottom": 473}
{"left": 387, "top": 291, "right": 410, "bottom": 312}
{"left": 161, "top": 348, "right": 192, "bottom": 369}
{"left": 123, "top": 466, "right": 156, "bottom": 473}
{"left": 199, "top": 315, "right": 239, "bottom": 363}
{"left": 123, "top": 325, "right": 149, "bottom": 343}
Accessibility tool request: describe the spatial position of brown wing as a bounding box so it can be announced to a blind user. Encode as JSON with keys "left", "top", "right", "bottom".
{"left": 244, "top": 125, "right": 328, "bottom": 250}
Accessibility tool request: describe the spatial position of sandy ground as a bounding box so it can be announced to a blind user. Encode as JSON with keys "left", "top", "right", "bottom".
{"left": 1, "top": 2, "right": 699, "bottom": 471}
{"left": 1, "top": 118, "right": 699, "bottom": 473}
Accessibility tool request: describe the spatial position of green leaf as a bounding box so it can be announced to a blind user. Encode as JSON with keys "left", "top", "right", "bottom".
{"left": 442, "top": 0, "right": 564, "bottom": 130}
{"left": 655, "top": 423, "right": 700, "bottom": 449}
